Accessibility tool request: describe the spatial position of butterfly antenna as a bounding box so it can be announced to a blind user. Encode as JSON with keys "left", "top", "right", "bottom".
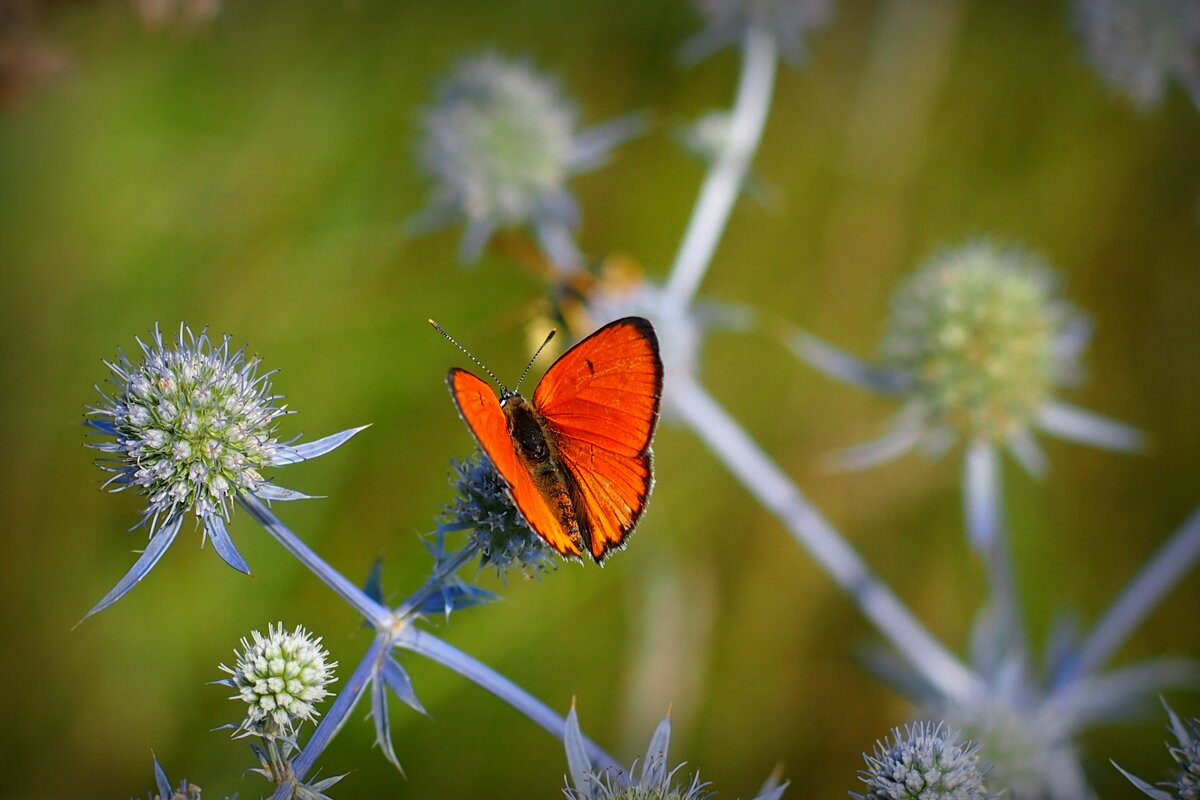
{"left": 514, "top": 328, "right": 557, "bottom": 394}
{"left": 428, "top": 319, "right": 510, "bottom": 394}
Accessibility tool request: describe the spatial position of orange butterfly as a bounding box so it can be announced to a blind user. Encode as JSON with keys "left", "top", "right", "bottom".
{"left": 435, "top": 317, "right": 663, "bottom": 563}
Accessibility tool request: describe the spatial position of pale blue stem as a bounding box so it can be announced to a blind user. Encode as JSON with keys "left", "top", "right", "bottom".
{"left": 394, "top": 625, "right": 622, "bottom": 772}
{"left": 393, "top": 540, "right": 482, "bottom": 619}
{"left": 664, "top": 23, "right": 778, "bottom": 311}
{"left": 270, "top": 634, "right": 387, "bottom": 798}
{"left": 670, "top": 374, "right": 978, "bottom": 700}
{"left": 964, "top": 439, "right": 1027, "bottom": 670}
{"left": 239, "top": 495, "right": 392, "bottom": 629}
{"left": 1055, "top": 505, "right": 1200, "bottom": 687}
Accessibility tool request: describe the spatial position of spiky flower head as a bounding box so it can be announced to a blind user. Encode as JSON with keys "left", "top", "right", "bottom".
{"left": 854, "top": 722, "right": 993, "bottom": 800}
{"left": 881, "top": 242, "right": 1082, "bottom": 443}
{"left": 84, "top": 324, "right": 366, "bottom": 619}
{"left": 1117, "top": 700, "right": 1200, "bottom": 800}
{"left": 219, "top": 623, "right": 337, "bottom": 739}
{"left": 563, "top": 706, "right": 787, "bottom": 800}
{"left": 413, "top": 54, "right": 639, "bottom": 266}
{"left": 684, "top": 0, "right": 833, "bottom": 63}
{"left": 1074, "top": 0, "right": 1200, "bottom": 111}
{"left": 445, "top": 452, "right": 555, "bottom": 576}
{"left": 89, "top": 324, "right": 285, "bottom": 532}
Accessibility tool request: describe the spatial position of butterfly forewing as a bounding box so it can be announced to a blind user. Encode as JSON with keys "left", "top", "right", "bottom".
{"left": 533, "top": 317, "right": 663, "bottom": 560}
{"left": 447, "top": 367, "right": 583, "bottom": 559}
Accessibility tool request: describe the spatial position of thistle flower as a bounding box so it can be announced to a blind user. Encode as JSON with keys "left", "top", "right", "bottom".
{"left": 1074, "top": 0, "right": 1200, "bottom": 111}
{"left": 411, "top": 53, "right": 641, "bottom": 269}
{"left": 795, "top": 241, "right": 1142, "bottom": 546}
{"left": 444, "top": 452, "right": 555, "bottom": 576}
{"left": 853, "top": 722, "right": 994, "bottom": 800}
{"left": 563, "top": 705, "right": 787, "bottom": 800}
{"left": 682, "top": 0, "right": 833, "bottom": 64}
{"left": 84, "top": 324, "right": 366, "bottom": 618}
{"left": 936, "top": 693, "right": 1082, "bottom": 800}
{"left": 218, "top": 622, "right": 337, "bottom": 739}
{"left": 1115, "top": 700, "right": 1200, "bottom": 800}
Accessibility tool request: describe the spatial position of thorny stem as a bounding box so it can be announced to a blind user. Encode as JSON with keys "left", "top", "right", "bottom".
{"left": 395, "top": 625, "right": 624, "bottom": 775}
{"left": 670, "top": 374, "right": 979, "bottom": 701}
{"left": 393, "top": 539, "right": 483, "bottom": 619}
{"left": 1055, "top": 505, "right": 1200, "bottom": 688}
{"left": 239, "top": 494, "right": 392, "bottom": 629}
{"left": 664, "top": 23, "right": 778, "bottom": 311}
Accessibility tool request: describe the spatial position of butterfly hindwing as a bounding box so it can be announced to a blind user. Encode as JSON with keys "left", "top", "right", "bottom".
{"left": 447, "top": 367, "right": 583, "bottom": 559}
{"left": 533, "top": 317, "right": 663, "bottom": 560}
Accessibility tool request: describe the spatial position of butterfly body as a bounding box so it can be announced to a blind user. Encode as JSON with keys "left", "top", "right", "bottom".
{"left": 498, "top": 392, "right": 588, "bottom": 555}
{"left": 445, "top": 317, "right": 662, "bottom": 563}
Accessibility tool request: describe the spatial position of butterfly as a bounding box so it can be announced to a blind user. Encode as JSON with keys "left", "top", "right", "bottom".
{"left": 435, "top": 316, "right": 663, "bottom": 563}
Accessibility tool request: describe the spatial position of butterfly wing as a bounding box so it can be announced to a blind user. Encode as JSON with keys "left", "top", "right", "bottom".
{"left": 532, "top": 317, "right": 663, "bottom": 561}
{"left": 448, "top": 367, "right": 583, "bottom": 559}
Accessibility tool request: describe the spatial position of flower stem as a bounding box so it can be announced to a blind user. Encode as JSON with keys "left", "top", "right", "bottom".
{"left": 394, "top": 540, "right": 482, "bottom": 619}
{"left": 670, "top": 374, "right": 978, "bottom": 700}
{"left": 239, "top": 494, "right": 392, "bottom": 629}
{"left": 1055, "top": 505, "right": 1200, "bottom": 687}
{"left": 964, "top": 439, "right": 1028, "bottom": 673}
{"left": 664, "top": 23, "right": 778, "bottom": 311}
{"left": 395, "top": 625, "right": 623, "bottom": 772}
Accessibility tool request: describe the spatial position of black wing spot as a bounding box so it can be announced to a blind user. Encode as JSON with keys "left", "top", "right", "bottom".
{"left": 585, "top": 359, "right": 595, "bottom": 375}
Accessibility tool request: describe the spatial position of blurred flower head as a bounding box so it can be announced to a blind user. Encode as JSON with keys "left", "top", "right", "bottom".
{"left": 938, "top": 694, "right": 1083, "bottom": 800}
{"left": 853, "top": 721, "right": 993, "bottom": 800}
{"left": 218, "top": 622, "right": 337, "bottom": 739}
{"left": 412, "top": 53, "right": 641, "bottom": 267}
{"left": 1116, "top": 700, "right": 1200, "bottom": 800}
{"left": 563, "top": 706, "right": 786, "bottom": 800}
{"left": 446, "top": 452, "right": 556, "bottom": 576}
{"left": 880, "top": 242, "right": 1077, "bottom": 443}
{"left": 796, "top": 240, "right": 1142, "bottom": 475}
{"left": 683, "top": 0, "right": 833, "bottom": 64}
{"left": 1074, "top": 0, "right": 1200, "bottom": 111}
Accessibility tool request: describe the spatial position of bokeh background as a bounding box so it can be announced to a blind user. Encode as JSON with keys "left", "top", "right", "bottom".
{"left": 2, "top": 0, "right": 1199, "bottom": 797}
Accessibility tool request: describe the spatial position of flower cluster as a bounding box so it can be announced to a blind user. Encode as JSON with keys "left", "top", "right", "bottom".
{"left": 445, "top": 452, "right": 556, "bottom": 576}
{"left": 563, "top": 706, "right": 787, "bottom": 800}
{"left": 880, "top": 242, "right": 1077, "bottom": 443}
{"left": 90, "top": 324, "right": 284, "bottom": 532}
{"left": 413, "top": 54, "right": 639, "bottom": 267}
{"left": 684, "top": 0, "right": 833, "bottom": 63}
{"left": 854, "top": 722, "right": 993, "bottom": 800}
{"left": 218, "top": 623, "right": 337, "bottom": 738}
{"left": 1074, "top": 0, "right": 1200, "bottom": 111}
{"left": 1117, "top": 700, "right": 1200, "bottom": 800}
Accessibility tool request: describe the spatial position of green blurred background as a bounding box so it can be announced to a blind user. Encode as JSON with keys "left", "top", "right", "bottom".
{"left": 2, "top": 0, "right": 1199, "bottom": 797}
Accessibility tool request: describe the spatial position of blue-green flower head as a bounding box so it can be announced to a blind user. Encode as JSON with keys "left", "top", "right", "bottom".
{"left": 854, "top": 722, "right": 994, "bottom": 800}
{"left": 414, "top": 53, "right": 641, "bottom": 266}
{"left": 218, "top": 622, "right": 337, "bottom": 739}
{"left": 939, "top": 694, "right": 1088, "bottom": 800}
{"left": 684, "top": 0, "right": 833, "bottom": 64}
{"left": 1074, "top": 0, "right": 1200, "bottom": 111}
{"left": 90, "top": 324, "right": 287, "bottom": 528}
{"left": 881, "top": 242, "right": 1081, "bottom": 443}
{"left": 1116, "top": 700, "right": 1200, "bottom": 800}
{"left": 445, "top": 452, "right": 556, "bottom": 577}
{"left": 84, "top": 323, "right": 367, "bottom": 619}
{"left": 564, "top": 706, "right": 787, "bottom": 800}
